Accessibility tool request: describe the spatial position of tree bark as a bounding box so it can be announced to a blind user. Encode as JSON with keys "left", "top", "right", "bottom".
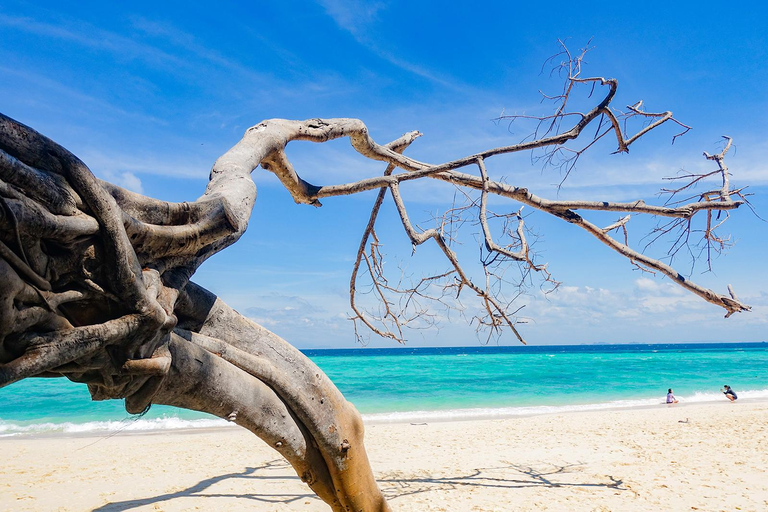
{"left": 0, "top": 71, "right": 750, "bottom": 510}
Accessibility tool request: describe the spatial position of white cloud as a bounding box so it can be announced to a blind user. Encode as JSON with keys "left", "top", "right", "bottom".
{"left": 0, "top": 65, "right": 169, "bottom": 127}
{"left": 81, "top": 148, "right": 210, "bottom": 181}
{"left": 315, "top": 0, "right": 471, "bottom": 91}
{"left": 522, "top": 276, "right": 731, "bottom": 331}
{"left": 238, "top": 292, "right": 353, "bottom": 347}
{"left": 634, "top": 277, "right": 686, "bottom": 296}
{"left": 316, "top": 0, "right": 387, "bottom": 36}
{"left": 0, "top": 14, "right": 187, "bottom": 74}
{"left": 128, "top": 16, "right": 272, "bottom": 85}
{"left": 114, "top": 171, "right": 143, "bottom": 194}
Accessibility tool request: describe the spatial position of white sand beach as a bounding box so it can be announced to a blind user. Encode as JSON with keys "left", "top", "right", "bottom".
{"left": 2, "top": 401, "right": 767, "bottom": 511}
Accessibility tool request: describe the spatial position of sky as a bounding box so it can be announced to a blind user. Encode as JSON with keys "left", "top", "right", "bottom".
{"left": 1, "top": 0, "right": 766, "bottom": 348}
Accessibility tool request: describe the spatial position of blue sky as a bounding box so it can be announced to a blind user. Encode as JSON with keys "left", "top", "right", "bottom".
{"left": 1, "top": 1, "right": 766, "bottom": 348}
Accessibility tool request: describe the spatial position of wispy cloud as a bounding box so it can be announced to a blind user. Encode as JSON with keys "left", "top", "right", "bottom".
{"left": 100, "top": 170, "right": 144, "bottom": 194}
{"left": 522, "top": 276, "right": 764, "bottom": 333}
{"left": 0, "top": 65, "right": 168, "bottom": 126}
{"left": 315, "top": 0, "right": 472, "bottom": 91}
{"left": 79, "top": 147, "right": 211, "bottom": 181}
{"left": 128, "top": 16, "right": 272, "bottom": 85}
{"left": 316, "top": 0, "right": 387, "bottom": 36}
{"left": 201, "top": 266, "right": 766, "bottom": 347}
{"left": 241, "top": 292, "right": 352, "bottom": 347}
{"left": 0, "top": 13, "right": 187, "bottom": 73}
{"left": 0, "top": 12, "right": 290, "bottom": 100}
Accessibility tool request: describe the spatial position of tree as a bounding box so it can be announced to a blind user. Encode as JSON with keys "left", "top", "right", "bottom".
{"left": 0, "top": 49, "right": 750, "bottom": 510}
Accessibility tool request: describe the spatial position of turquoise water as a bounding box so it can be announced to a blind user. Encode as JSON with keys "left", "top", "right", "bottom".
{"left": 1, "top": 343, "right": 767, "bottom": 435}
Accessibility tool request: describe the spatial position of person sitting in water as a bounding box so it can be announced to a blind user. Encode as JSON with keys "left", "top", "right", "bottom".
{"left": 721, "top": 385, "right": 738, "bottom": 402}
{"left": 666, "top": 388, "right": 678, "bottom": 404}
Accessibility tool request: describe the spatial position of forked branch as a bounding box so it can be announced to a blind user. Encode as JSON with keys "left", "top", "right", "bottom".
{"left": 230, "top": 60, "right": 748, "bottom": 341}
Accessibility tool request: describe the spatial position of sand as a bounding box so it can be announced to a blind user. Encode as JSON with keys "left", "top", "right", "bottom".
{"left": 2, "top": 401, "right": 767, "bottom": 511}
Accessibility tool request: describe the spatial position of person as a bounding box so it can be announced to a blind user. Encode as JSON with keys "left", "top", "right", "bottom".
{"left": 721, "top": 385, "right": 738, "bottom": 401}
{"left": 666, "top": 388, "right": 678, "bottom": 404}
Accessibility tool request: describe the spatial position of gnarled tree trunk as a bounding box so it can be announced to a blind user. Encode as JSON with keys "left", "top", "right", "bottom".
{"left": 0, "top": 63, "right": 750, "bottom": 509}
{"left": 0, "top": 112, "right": 390, "bottom": 511}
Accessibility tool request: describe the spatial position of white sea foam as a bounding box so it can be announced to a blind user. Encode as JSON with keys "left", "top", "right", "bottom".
{"left": 2, "top": 389, "right": 767, "bottom": 436}
{"left": 360, "top": 388, "right": 768, "bottom": 424}
{"left": 0, "top": 416, "right": 232, "bottom": 437}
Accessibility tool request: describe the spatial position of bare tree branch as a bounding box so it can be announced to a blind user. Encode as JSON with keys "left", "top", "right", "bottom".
{"left": 0, "top": 43, "right": 753, "bottom": 510}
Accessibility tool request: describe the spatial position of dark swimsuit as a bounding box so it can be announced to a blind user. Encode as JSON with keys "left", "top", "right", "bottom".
{"left": 725, "top": 389, "right": 737, "bottom": 400}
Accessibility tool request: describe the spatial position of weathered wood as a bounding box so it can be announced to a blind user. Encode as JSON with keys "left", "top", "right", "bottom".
{"left": 0, "top": 59, "right": 749, "bottom": 510}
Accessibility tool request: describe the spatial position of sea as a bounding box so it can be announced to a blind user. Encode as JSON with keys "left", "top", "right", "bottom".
{"left": 1, "top": 342, "right": 766, "bottom": 437}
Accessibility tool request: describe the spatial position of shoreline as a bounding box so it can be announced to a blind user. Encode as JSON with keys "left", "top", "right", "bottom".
{"left": 3, "top": 401, "right": 768, "bottom": 511}
{"left": 3, "top": 395, "right": 767, "bottom": 440}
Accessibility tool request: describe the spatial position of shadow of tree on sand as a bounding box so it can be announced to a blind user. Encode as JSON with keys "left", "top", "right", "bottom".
{"left": 92, "top": 459, "right": 321, "bottom": 511}
{"left": 94, "top": 459, "right": 625, "bottom": 511}
{"left": 379, "top": 461, "right": 626, "bottom": 501}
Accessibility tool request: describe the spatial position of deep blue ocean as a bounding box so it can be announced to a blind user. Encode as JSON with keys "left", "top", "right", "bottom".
{"left": 1, "top": 342, "right": 767, "bottom": 436}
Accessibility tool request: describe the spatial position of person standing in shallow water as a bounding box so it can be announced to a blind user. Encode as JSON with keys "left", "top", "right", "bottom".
{"left": 666, "top": 389, "right": 678, "bottom": 404}
{"left": 722, "top": 385, "right": 738, "bottom": 401}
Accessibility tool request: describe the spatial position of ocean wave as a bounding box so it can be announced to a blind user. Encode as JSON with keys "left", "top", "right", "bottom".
{"left": 684, "top": 388, "right": 768, "bottom": 402}
{"left": 360, "top": 388, "right": 768, "bottom": 424}
{"left": 3, "top": 389, "right": 767, "bottom": 436}
{"left": 0, "top": 416, "right": 233, "bottom": 437}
